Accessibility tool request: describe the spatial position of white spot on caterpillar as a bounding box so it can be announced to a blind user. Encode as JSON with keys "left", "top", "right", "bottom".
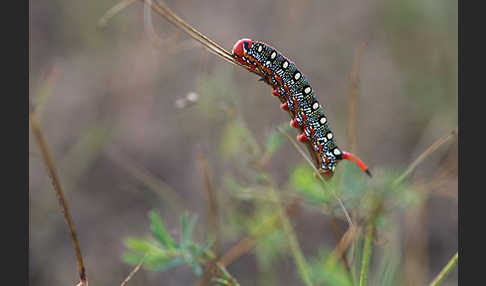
{"left": 282, "top": 61, "right": 289, "bottom": 69}
{"left": 294, "top": 72, "right": 301, "bottom": 80}
{"left": 327, "top": 132, "right": 333, "bottom": 139}
{"left": 257, "top": 45, "right": 263, "bottom": 52}
{"left": 320, "top": 117, "right": 327, "bottom": 124}
{"left": 270, "top": 51, "right": 277, "bottom": 59}
{"left": 265, "top": 61, "right": 271, "bottom": 66}
{"left": 304, "top": 86, "right": 312, "bottom": 94}
{"left": 312, "top": 102, "right": 319, "bottom": 110}
{"left": 333, "top": 148, "right": 341, "bottom": 156}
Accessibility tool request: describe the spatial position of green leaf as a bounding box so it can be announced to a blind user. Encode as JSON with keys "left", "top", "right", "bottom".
{"left": 124, "top": 238, "right": 162, "bottom": 254}
{"left": 151, "top": 257, "right": 185, "bottom": 272}
{"left": 189, "top": 240, "right": 213, "bottom": 260}
{"left": 181, "top": 213, "right": 198, "bottom": 249}
{"left": 290, "top": 165, "right": 331, "bottom": 205}
{"left": 123, "top": 211, "right": 217, "bottom": 277}
{"left": 143, "top": 254, "right": 174, "bottom": 270}
{"left": 148, "top": 211, "right": 177, "bottom": 250}
{"left": 122, "top": 252, "right": 146, "bottom": 266}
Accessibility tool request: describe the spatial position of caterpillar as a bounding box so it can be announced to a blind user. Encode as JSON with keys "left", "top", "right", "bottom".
{"left": 232, "top": 39, "right": 371, "bottom": 178}
{"left": 126, "top": 0, "right": 370, "bottom": 178}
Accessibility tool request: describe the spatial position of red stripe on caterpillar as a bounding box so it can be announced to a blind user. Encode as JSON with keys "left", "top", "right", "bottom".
{"left": 232, "top": 39, "right": 371, "bottom": 179}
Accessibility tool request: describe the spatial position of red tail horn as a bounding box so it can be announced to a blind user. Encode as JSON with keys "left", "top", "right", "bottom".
{"left": 342, "top": 151, "right": 372, "bottom": 177}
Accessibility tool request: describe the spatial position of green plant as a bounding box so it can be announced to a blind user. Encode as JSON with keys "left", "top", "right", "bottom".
{"left": 123, "top": 211, "right": 240, "bottom": 285}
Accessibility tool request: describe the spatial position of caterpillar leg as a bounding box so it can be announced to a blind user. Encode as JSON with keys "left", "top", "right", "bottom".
{"left": 259, "top": 77, "right": 270, "bottom": 85}
{"left": 314, "top": 170, "right": 335, "bottom": 180}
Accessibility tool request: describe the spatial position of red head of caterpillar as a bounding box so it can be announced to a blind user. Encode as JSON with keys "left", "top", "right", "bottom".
{"left": 232, "top": 38, "right": 371, "bottom": 179}
{"left": 232, "top": 39, "right": 252, "bottom": 63}
{"left": 232, "top": 39, "right": 260, "bottom": 73}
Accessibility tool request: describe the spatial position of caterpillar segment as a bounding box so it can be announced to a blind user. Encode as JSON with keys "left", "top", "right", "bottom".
{"left": 232, "top": 39, "right": 371, "bottom": 179}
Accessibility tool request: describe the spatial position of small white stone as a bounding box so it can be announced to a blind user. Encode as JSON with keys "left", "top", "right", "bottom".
{"left": 175, "top": 98, "right": 186, "bottom": 109}
{"left": 186, "top": 92, "right": 199, "bottom": 102}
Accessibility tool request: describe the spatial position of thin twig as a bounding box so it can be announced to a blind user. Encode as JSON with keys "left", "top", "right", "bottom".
{"left": 120, "top": 256, "right": 145, "bottom": 286}
{"left": 422, "top": 146, "right": 458, "bottom": 199}
{"left": 30, "top": 111, "right": 88, "bottom": 286}
{"left": 394, "top": 128, "right": 458, "bottom": 185}
{"left": 329, "top": 218, "right": 354, "bottom": 280}
{"left": 331, "top": 226, "right": 360, "bottom": 264}
{"left": 196, "top": 253, "right": 241, "bottom": 286}
{"left": 102, "top": 0, "right": 253, "bottom": 72}
{"left": 429, "top": 252, "right": 458, "bottom": 286}
{"left": 195, "top": 151, "right": 222, "bottom": 286}
{"left": 140, "top": 0, "right": 242, "bottom": 68}
{"left": 196, "top": 151, "right": 222, "bottom": 256}
{"left": 98, "top": 0, "right": 137, "bottom": 27}
{"left": 278, "top": 127, "right": 354, "bottom": 229}
{"left": 347, "top": 41, "right": 367, "bottom": 154}
{"left": 324, "top": 226, "right": 360, "bottom": 285}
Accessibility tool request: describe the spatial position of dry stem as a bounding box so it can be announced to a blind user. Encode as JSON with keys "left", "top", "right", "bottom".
{"left": 30, "top": 111, "right": 88, "bottom": 286}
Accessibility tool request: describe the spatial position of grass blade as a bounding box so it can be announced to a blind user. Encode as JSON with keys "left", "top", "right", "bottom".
{"left": 359, "top": 223, "right": 375, "bottom": 286}
{"left": 429, "top": 252, "right": 458, "bottom": 286}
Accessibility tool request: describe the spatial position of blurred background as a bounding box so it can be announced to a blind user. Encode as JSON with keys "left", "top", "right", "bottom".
{"left": 29, "top": 0, "right": 457, "bottom": 285}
